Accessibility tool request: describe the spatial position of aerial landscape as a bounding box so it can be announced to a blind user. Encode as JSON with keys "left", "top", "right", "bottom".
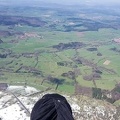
{"left": 0, "top": 0, "right": 120, "bottom": 119}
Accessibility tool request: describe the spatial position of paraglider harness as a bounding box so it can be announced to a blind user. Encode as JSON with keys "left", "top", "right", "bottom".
{"left": 30, "top": 93, "right": 74, "bottom": 120}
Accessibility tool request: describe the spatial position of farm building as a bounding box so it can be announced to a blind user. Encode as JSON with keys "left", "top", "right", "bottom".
{"left": 0, "top": 83, "right": 9, "bottom": 91}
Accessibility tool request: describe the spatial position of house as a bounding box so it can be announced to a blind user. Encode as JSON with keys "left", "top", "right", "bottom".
{"left": 0, "top": 83, "right": 9, "bottom": 91}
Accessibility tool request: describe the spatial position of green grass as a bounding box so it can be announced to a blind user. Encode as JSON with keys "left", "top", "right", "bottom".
{"left": 114, "top": 99, "right": 120, "bottom": 106}
{"left": 57, "top": 84, "right": 75, "bottom": 94}
{"left": 76, "top": 76, "right": 94, "bottom": 88}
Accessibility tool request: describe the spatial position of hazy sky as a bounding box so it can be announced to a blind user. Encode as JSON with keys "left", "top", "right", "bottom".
{"left": 44, "top": 0, "right": 120, "bottom": 5}
{"left": 43, "top": 0, "right": 120, "bottom": 4}
{"left": 1, "top": 0, "right": 120, "bottom": 6}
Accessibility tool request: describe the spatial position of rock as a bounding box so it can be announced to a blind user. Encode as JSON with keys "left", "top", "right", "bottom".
{"left": 0, "top": 90, "right": 119, "bottom": 120}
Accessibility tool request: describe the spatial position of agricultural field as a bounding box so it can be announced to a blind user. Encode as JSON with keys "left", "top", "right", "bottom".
{"left": 0, "top": 3, "right": 120, "bottom": 103}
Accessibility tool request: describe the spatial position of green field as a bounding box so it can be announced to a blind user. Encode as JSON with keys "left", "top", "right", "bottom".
{"left": 1, "top": 28, "right": 120, "bottom": 93}
{"left": 0, "top": 5, "right": 120, "bottom": 96}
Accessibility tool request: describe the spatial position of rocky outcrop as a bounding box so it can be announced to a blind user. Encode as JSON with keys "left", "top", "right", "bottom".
{"left": 70, "top": 95, "right": 119, "bottom": 120}
{"left": 0, "top": 90, "right": 119, "bottom": 120}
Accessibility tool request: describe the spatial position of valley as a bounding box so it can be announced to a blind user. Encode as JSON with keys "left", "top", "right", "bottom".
{"left": 0, "top": 3, "right": 120, "bottom": 106}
